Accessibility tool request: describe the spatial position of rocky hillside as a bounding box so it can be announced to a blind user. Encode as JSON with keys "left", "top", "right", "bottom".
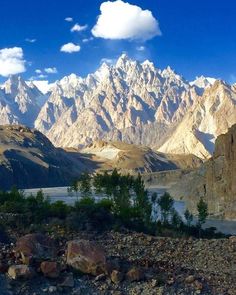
{"left": 0, "top": 125, "right": 87, "bottom": 189}
{"left": 0, "top": 230, "right": 235, "bottom": 295}
{"left": 81, "top": 140, "right": 202, "bottom": 173}
{"left": 168, "top": 124, "right": 236, "bottom": 220}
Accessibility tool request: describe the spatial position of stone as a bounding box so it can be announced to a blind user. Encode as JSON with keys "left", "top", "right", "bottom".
{"left": 48, "top": 286, "right": 57, "bottom": 293}
{"left": 185, "top": 275, "right": 195, "bottom": 284}
{"left": 40, "top": 261, "right": 60, "bottom": 278}
{"left": 58, "top": 273, "right": 75, "bottom": 288}
{"left": 8, "top": 265, "right": 35, "bottom": 280}
{"left": 111, "top": 270, "right": 124, "bottom": 284}
{"left": 14, "top": 234, "right": 56, "bottom": 262}
{"left": 126, "top": 267, "right": 144, "bottom": 282}
{"left": 66, "top": 240, "right": 106, "bottom": 276}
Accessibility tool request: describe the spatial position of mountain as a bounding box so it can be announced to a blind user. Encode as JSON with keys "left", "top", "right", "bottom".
{"left": 35, "top": 54, "right": 198, "bottom": 149}
{"left": 0, "top": 125, "right": 87, "bottom": 189}
{"left": 0, "top": 76, "right": 44, "bottom": 127}
{"left": 80, "top": 140, "right": 202, "bottom": 174}
{"left": 168, "top": 124, "right": 236, "bottom": 220}
{"left": 0, "top": 54, "right": 235, "bottom": 160}
{"left": 158, "top": 80, "right": 236, "bottom": 159}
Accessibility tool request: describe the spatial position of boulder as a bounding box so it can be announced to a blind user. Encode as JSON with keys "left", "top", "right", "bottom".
{"left": 8, "top": 265, "right": 35, "bottom": 280}
{"left": 14, "top": 234, "right": 56, "bottom": 263}
{"left": 66, "top": 240, "right": 106, "bottom": 276}
{"left": 111, "top": 270, "right": 124, "bottom": 284}
{"left": 40, "top": 261, "right": 60, "bottom": 278}
{"left": 126, "top": 267, "right": 144, "bottom": 282}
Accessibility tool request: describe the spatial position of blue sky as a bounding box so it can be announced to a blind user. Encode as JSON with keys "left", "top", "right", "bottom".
{"left": 0, "top": 0, "right": 236, "bottom": 83}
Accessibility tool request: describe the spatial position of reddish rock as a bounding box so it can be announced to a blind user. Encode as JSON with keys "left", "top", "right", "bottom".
{"left": 14, "top": 234, "right": 56, "bottom": 262}
{"left": 126, "top": 267, "right": 144, "bottom": 282}
{"left": 66, "top": 240, "right": 106, "bottom": 276}
{"left": 8, "top": 264, "right": 35, "bottom": 280}
{"left": 40, "top": 261, "right": 60, "bottom": 278}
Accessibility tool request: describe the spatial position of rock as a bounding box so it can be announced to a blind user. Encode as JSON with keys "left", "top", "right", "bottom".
{"left": 58, "top": 273, "right": 74, "bottom": 288}
{"left": 66, "top": 240, "right": 106, "bottom": 276}
{"left": 194, "top": 280, "right": 203, "bottom": 290}
{"left": 40, "top": 261, "right": 60, "bottom": 278}
{"left": 229, "top": 236, "right": 236, "bottom": 243}
{"left": 126, "top": 267, "right": 144, "bottom": 282}
{"left": 185, "top": 275, "right": 195, "bottom": 284}
{"left": 111, "top": 270, "right": 124, "bottom": 284}
{"left": 8, "top": 265, "right": 35, "bottom": 280}
{"left": 48, "top": 286, "right": 57, "bottom": 293}
{"left": 95, "top": 273, "right": 106, "bottom": 281}
{"left": 14, "top": 234, "right": 56, "bottom": 263}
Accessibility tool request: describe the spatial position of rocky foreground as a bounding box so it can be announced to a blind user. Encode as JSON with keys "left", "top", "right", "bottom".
{"left": 0, "top": 230, "right": 235, "bottom": 295}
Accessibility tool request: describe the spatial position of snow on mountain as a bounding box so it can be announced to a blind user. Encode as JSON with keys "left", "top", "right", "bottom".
{"left": 35, "top": 54, "right": 197, "bottom": 149}
{"left": 190, "top": 76, "right": 216, "bottom": 89}
{"left": 0, "top": 55, "right": 235, "bottom": 159}
{"left": 0, "top": 76, "right": 45, "bottom": 126}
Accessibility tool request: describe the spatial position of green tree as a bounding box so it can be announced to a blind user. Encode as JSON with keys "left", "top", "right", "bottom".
{"left": 68, "top": 179, "right": 79, "bottom": 201}
{"left": 197, "top": 197, "right": 208, "bottom": 234}
{"left": 184, "top": 209, "right": 193, "bottom": 228}
{"left": 79, "top": 172, "right": 92, "bottom": 198}
{"left": 157, "top": 193, "right": 174, "bottom": 224}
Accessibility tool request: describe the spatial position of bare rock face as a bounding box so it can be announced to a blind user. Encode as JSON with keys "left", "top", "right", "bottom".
{"left": 169, "top": 124, "right": 236, "bottom": 219}
{"left": 14, "top": 234, "right": 56, "bottom": 262}
{"left": 204, "top": 124, "right": 236, "bottom": 219}
{"left": 66, "top": 240, "right": 107, "bottom": 276}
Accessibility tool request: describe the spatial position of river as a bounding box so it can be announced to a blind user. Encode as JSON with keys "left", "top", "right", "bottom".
{"left": 24, "top": 186, "right": 236, "bottom": 235}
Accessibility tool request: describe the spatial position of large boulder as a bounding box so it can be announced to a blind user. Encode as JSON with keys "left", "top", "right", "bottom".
{"left": 66, "top": 240, "right": 106, "bottom": 276}
{"left": 14, "top": 234, "right": 56, "bottom": 263}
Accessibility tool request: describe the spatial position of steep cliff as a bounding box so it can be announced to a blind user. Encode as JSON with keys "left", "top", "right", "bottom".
{"left": 169, "top": 124, "right": 236, "bottom": 219}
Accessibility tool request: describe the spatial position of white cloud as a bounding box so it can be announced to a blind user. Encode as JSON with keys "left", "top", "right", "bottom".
{"left": 100, "top": 58, "right": 115, "bottom": 65}
{"left": 25, "top": 38, "right": 37, "bottom": 43}
{"left": 44, "top": 67, "right": 58, "bottom": 74}
{"left": 137, "top": 46, "right": 145, "bottom": 51}
{"left": 82, "top": 37, "right": 94, "bottom": 43}
{"left": 0, "top": 47, "right": 26, "bottom": 77}
{"left": 35, "top": 69, "right": 42, "bottom": 74}
{"left": 38, "top": 74, "right": 48, "bottom": 79}
{"left": 60, "top": 42, "right": 81, "bottom": 53}
{"left": 71, "top": 23, "right": 88, "bottom": 32}
{"left": 92, "top": 0, "right": 161, "bottom": 41}
{"left": 65, "top": 17, "right": 73, "bottom": 22}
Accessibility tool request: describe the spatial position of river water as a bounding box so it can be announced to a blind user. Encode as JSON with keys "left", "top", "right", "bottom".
{"left": 24, "top": 186, "right": 236, "bottom": 235}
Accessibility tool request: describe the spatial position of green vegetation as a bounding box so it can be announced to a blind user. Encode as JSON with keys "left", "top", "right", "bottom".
{"left": 0, "top": 170, "right": 224, "bottom": 239}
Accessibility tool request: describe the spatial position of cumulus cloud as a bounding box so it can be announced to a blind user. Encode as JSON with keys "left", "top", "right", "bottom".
{"left": 60, "top": 43, "right": 81, "bottom": 53}
{"left": 92, "top": 0, "right": 161, "bottom": 41}
{"left": 25, "top": 38, "right": 37, "bottom": 43}
{"left": 35, "top": 69, "right": 42, "bottom": 74}
{"left": 71, "top": 23, "right": 88, "bottom": 32}
{"left": 44, "top": 67, "right": 58, "bottom": 74}
{"left": 65, "top": 17, "right": 73, "bottom": 22}
{"left": 0, "top": 47, "right": 26, "bottom": 77}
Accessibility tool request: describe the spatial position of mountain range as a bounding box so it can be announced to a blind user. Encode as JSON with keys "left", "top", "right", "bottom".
{"left": 0, "top": 54, "right": 235, "bottom": 159}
